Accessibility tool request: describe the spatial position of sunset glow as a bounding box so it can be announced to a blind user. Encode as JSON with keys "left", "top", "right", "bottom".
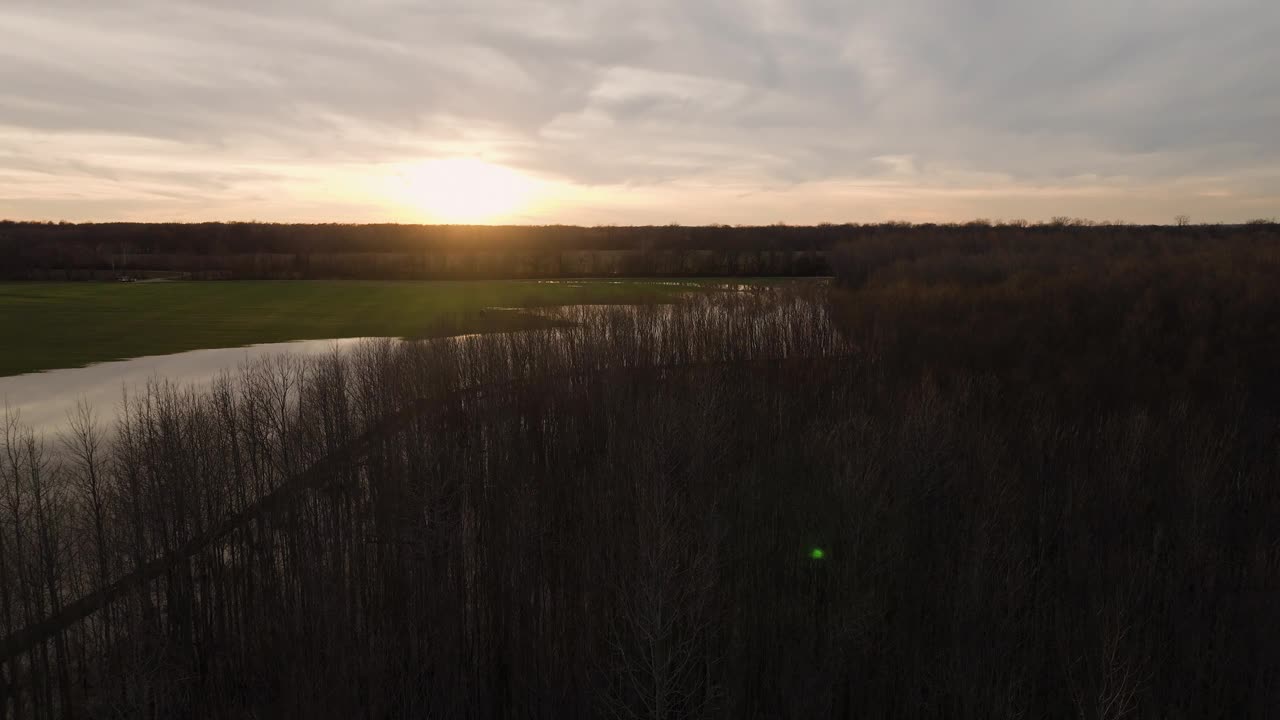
{"left": 1, "top": 1, "right": 1276, "bottom": 223}
{"left": 390, "top": 158, "right": 541, "bottom": 223}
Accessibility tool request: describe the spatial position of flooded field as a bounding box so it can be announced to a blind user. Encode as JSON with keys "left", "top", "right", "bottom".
{"left": 0, "top": 337, "right": 389, "bottom": 437}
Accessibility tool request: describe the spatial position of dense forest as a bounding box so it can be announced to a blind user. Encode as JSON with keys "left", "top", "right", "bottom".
{"left": 1, "top": 219, "right": 1276, "bottom": 279}
{"left": 4, "top": 224, "right": 1280, "bottom": 717}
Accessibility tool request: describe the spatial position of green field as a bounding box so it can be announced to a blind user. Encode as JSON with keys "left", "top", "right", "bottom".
{"left": 0, "top": 279, "right": 798, "bottom": 377}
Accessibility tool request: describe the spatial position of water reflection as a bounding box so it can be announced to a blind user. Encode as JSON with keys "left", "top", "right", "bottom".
{"left": 0, "top": 338, "right": 389, "bottom": 438}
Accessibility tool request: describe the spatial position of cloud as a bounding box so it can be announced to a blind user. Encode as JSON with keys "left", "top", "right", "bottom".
{"left": 1, "top": 0, "right": 1277, "bottom": 222}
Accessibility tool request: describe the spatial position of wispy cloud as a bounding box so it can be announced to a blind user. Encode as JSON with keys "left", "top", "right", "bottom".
{"left": 1, "top": 0, "right": 1277, "bottom": 222}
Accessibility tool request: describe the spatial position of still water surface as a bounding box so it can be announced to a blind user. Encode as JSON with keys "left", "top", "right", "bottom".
{"left": 0, "top": 337, "right": 389, "bottom": 438}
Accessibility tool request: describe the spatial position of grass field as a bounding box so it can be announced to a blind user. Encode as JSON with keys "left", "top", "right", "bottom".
{"left": 0, "top": 279, "right": 796, "bottom": 377}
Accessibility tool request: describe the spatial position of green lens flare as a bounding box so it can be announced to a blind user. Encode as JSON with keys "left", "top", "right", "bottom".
{"left": 809, "top": 547, "right": 825, "bottom": 560}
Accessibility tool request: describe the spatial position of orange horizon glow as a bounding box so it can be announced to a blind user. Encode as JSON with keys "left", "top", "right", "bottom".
{"left": 382, "top": 158, "right": 544, "bottom": 223}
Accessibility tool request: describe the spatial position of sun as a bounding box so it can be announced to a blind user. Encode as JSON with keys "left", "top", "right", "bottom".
{"left": 392, "top": 158, "right": 539, "bottom": 223}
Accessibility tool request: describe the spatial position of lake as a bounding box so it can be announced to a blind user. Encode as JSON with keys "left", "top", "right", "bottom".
{"left": 0, "top": 337, "right": 392, "bottom": 438}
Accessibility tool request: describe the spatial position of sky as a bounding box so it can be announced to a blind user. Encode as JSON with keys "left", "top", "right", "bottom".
{"left": 1, "top": 0, "right": 1278, "bottom": 225}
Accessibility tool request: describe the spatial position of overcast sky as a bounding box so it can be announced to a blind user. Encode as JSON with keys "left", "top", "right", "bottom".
{"left": 2, "top": 0, "right": 1278, "bottom": 224}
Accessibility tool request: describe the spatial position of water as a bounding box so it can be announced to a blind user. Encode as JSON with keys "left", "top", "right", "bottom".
{"left": 0, "top": 291, "right": 809, "bottom": 440}
{"left": 0, "top": 304, "right": 647, "bottom": 440}
{"left": 0, "top": 337, "right": 389, "bottom": 438}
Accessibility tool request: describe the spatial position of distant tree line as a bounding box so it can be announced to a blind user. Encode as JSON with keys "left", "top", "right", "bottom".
{"left": 1, "top": 218, "right": 1276, "bottom": 279}
{"left": 0, "top": 221, "right": 839, "bottom": 279}
{"left": 828, "top": 218, "right": 1280, "bottom": 409}
{"left": 4, "top": 221, "right": 1280, "bottom": 716}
